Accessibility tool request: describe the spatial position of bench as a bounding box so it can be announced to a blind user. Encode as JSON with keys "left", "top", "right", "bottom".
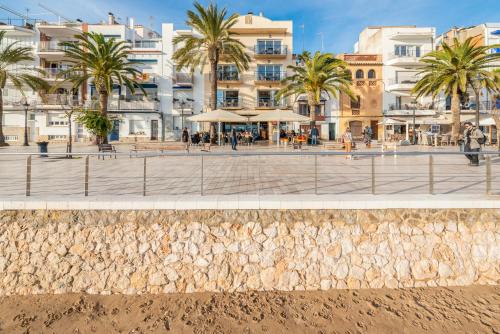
{"left": 129, "top": 143, "right": 188, "bottom": 157}
{"left": 98, "top": 144, "right": 117, "bottom": 160}
{"left": 323, "top": 142, "right": 345, "bottom": 151}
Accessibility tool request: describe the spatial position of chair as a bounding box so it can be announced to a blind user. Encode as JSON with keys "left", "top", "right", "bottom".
{"left": 440, "top": 135, "right": 449, "bottom": 146}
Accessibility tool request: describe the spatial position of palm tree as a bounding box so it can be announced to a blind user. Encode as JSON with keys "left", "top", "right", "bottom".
{"left": 0, "top": 31, "right": 48, "bottom": 146}
{"left": 413, "top": 37, "right": 500, "bottom": 140}
{"left": 59, "top": 32, "right": 145, "bottom": 143}
{"left": 491, "top": 69, "right": 500, "bottom": 152}
{"left": 276, "top": 51, "right": 354, "bottom": 125}
{"left": 172, "top": 1, "right": 250, "bottom": 139}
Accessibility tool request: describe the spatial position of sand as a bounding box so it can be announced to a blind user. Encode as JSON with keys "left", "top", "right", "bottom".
{"left": 0, "top": 286, "right": 498, "bottom": 334}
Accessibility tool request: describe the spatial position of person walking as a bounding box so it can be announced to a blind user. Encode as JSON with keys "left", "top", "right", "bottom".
{"left": 231, "top": 128, "right": 238, "bottom": 151}
{"left": 342, "top": 127, "right": 353, "bottom": 159}
{"left": 181, "top": 127, "right": 190, "bottom": 151}
{"left": 362, "top": 126, "right": 372, "bottom": 148}
{"left": 310, "top": 126, "right": 319, "bottom": 145}
{"left": 463, "top": 122, "right": 484, "bottom": 166}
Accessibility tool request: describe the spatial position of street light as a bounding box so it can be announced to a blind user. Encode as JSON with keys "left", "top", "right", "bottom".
{"left": 410, "top": 99, "right": 417, "bottom": 145}
{"left": 173, "top": 97, "right": 195, "bottom": 134}
{"left": 20, "top": 97, "right": 30, "bottom": 146}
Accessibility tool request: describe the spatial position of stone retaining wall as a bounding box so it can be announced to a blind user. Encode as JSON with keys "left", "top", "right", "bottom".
{"left": 0, "top": 210, "right": 498, "bottom": 295}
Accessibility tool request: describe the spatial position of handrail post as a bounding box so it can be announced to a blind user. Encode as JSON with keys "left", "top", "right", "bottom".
{"left": 371, "top": 155, "right": 375, "bottom": 195}
{"left": 84, "top": 155, "right": 89, "bottom": 196}
{"left": 143, "top": 157, "right": 147, "bottom": 196}
{"left": 314, "top": 154, "right": 318, "bottom": 195}
{"left": 429, "top": 155, "right": 434, "bottom": 195}
{"left": 201, "top": 155, "right": 204, "bottom": 196}
{"left": 486, "top": 156, "right": 491, "bottom": 195}
{"left": 25, "top": 155, "right": 31, "bottom": 196}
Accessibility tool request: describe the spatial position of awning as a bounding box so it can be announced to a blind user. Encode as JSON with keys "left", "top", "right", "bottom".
{"left": 187, "top": 109, "right": 248, "bottom": 123}
{"left": 249, "top": 110, "right": 311, "bottom": 122}
{"left": 378, "top": 118, "right": 406, "bottom": 125}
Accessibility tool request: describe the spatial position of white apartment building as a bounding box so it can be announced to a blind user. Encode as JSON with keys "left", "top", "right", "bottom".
{"left": 355, "top": 26, "right": 436, "bottom": 118}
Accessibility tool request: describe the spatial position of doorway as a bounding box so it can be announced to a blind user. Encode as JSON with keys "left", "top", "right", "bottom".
{"left": 109, "top": 120, "right": 120, "bottom": 141}
{"left": 349, "top": 121, "right": 363, "bottom": 139}
{"left": 328, "top": 123, "right": 336, "bottom": 140}
{"left": 151, "top": 120, "right": 158, "bottom": 141}
{"left": 370, "top": 120, "right": 379, "bottom": 140}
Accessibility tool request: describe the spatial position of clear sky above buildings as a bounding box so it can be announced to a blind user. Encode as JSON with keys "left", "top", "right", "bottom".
{"left": 5, "top": 0, "right": 500, "bottom": 54}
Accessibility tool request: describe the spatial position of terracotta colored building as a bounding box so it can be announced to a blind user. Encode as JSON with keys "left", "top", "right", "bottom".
{"left": 337, "top": 54, "right": 384, "bottom": 141}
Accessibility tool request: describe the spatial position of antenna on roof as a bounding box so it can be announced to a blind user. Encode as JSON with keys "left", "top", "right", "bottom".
{"left": 38, "top": 3, "right": 73, "bottom": 24}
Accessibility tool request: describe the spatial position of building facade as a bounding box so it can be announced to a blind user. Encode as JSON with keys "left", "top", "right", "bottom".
{"left": 201, "top": 12, "right": 294, "bottom": 139}
{"left": 336, "top": 54, "right": 383, "bottom": 141}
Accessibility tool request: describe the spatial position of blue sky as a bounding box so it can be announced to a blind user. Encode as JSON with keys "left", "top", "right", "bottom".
{"left": 4, "top": 0, "right": 500, "bottom": 53}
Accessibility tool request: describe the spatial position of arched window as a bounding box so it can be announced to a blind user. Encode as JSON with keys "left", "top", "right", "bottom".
{"left": 355, "top": 69, "right": 364, "bottom": 79}
{"left": 368, "top": 69, "right": 376, "bottom": 79}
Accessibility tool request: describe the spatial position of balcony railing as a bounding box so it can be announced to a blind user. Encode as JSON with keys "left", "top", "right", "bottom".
{"left": 132, "top": 40, "right": 159, "bottom": 49}
{"left": 388, "top": 49, "right": 432, "bottom": 60}
{"left": 42, "top": 68, "right": 70, "bottom": 79}
{"left": 215, "top": 98, "right": 241, "bottom": 109}
{"left": 173, "top": 72, "right": 193, "bottom": 86}
{"left": 217, "top": 71, "right": 240, "bottom": 82}
{"left": 107, "top": 99, "right": 159, "bottom": 111}
{"left": 38, "top": 41, "right": 69, "bottom": 52}
{"left": 256, "top": 98, "right": 287, "bottom": 109}
{"left": 254, "top": 45, "right": 288, "bottom": 56}
{"left": 40, "top": 94, "right": 78, "bottom": 105}
{"left": 255, "top": 71, "right": 286, "bottom": 82}
{"left": 388, "top": 103, "right": 436, "bottom": 111}
{"left": 0, "top": 18, "right": 37, "bottom": 30}
{"left": 387, "top": 77, "right": 421, "bottom": 86}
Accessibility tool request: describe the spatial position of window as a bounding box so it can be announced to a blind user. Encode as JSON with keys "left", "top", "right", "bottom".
{"left": 256, "top": 40, "right": 284, "bottom": 54}
{"left": 394, "top": 45, "right": 421, "bottom": 57}
{"left": 298, "top": 103, "right": 309, "bottom": 116}
{"left": 129, "top": 120, "right": 146, "bottom": 135}
{"left": 217, "top": 64, "right": 239, "bottom": 81}
{"left": 48, "top": 135, "right": 67, "bottom": 140}
{"left": 5, "top": 135, "right": 18, "bottom": 142}
{"left": 257, "top": 90, "right": 282, "bottom": 107}
{"left": 256, "top": 64, "right": 283, "bottom": 81}
{"left": 351, "top": 96, "right": 361, "bottom": 109}
{"left": 368, "top": 69, "right": 376, "bottom": 79}
{"left": 48, "top": 114, "right": 68, "bottom": 126}
{"left": 355, "top": 70, "right": 364, "bottom": 79}
{"left": 216, "top": 90, "right": 239, "bottom": 107}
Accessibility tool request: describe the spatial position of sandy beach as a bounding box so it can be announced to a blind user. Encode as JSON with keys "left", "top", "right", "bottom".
{"left": 0, "top": 285, "right": 498, "bottom": 333}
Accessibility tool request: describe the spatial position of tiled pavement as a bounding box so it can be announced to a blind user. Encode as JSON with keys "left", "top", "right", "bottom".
{"left": 0, "top": 143, "right": 499, "bottom": 198}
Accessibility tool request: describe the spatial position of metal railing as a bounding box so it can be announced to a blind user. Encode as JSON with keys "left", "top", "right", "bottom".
{"left": 255, "top": 71, "right": 286, "bottom": 82}
{"left": 217, "top": 70, "right": 240, "bottom": 81}
{"left": 38, "top": 41, "right": 69, "bottom": 52}
{"left": 254, "top": 45, "right": 288, "bottom": 56}
{"left": 0, "top": 151, "right": 498, "bottom": 198}
{"left": 256, "top": 98, "right": 288, "bottom": 108}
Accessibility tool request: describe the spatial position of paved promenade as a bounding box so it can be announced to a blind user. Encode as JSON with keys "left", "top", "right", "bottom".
{"left": 0, "top": 143, "right": 498, "bottom": 198}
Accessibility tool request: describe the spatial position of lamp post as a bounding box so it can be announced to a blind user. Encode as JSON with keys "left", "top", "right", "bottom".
{"left": 410, "top": 99, "right": 417, "bottom": 145}
{"left": 21, "top": 97, "right": 30, "bottom": 146}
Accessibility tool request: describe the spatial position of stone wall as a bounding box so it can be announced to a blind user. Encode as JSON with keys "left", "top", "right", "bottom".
{"left": 0, "top": 209, "right": 498, "bottom": 295}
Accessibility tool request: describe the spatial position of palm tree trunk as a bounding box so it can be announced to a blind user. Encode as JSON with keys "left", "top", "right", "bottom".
{"left": 67, "top": 111, "right": 73, "bottom": 155}
{"left": 0, "top": 88, "right": 8, "bottom": 146}
{"left": 98, "top": 90, "right": 109, "bottom": 144}
{"left": 209, "top": 60, "right": 217, "bottom": 143}
{"left": 451, "top": 90, "right": 461, "bottom": 141}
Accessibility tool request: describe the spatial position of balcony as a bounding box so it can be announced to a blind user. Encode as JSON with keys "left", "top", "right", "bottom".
{"left": 216, "top": 71, "right": 241, "bottom": 83}
{"left": 386, "top": 49, "right": 431, "bottom": 67}
{"left": 107, "top": 99, "right": 159, "bottom": 111}
{"left": 254, "top": 45, "right": 288, "bottom": 58}
{"left": 256, "top": 98, "right": 288, "bottom": 109}
{"left": 37, "top": 22, "right": 81, "bottom": 38}
{"left": 214, "top": 98, "right": 241, "bottom": 109}
{"left": 132, "top": 40, "right": 160, "bottom": 49}
{"left": 173, "top": 72, "right": 193, "bottom": 87}
{"left": 389, "top": 31, "right": 434, "bottom": 41}
{"left": 254, "top": 71, "right": 286, "bottom": 84}
{"left": 42, "top": 68, "right": 70, "bottom": 80}
{"left": 38, "top": 41, "right": 70, "bottom": 60}
{"left": 386, "top": 77, "right": 421, "bottom": 92}
{"left": 0, "top": 18, "right": 37, "bottom": 35}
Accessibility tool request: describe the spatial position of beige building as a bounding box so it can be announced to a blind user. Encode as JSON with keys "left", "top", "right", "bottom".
{"left": 203, "top": 12, "right": 294, "bottom": 139}
{"left": 337, "top": 54, "right": 383, "bottom": 140}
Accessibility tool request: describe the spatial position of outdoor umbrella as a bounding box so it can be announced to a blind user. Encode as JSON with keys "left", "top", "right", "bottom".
{"left": 188, "top": 110, "right": 248, "bottom": 146}
{"left": 249, "top": 110, "right": 311, "bottom": 147}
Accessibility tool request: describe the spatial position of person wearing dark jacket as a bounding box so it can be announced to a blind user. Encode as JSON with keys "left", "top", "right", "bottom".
{"left": 231, "top": 128, "right": 238, "bottom": 150}
{"left": 463, "top": 122, "right": 483, "bottom": 166}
